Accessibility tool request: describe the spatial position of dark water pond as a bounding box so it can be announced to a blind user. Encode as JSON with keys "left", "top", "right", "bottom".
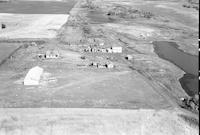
{"left": 0, "top": 0, "right": 76, "bottom": 14}
{"left": 153, "top": 41, "right": 198, "bottom": 96}
{"left": 179, "top": 74, "right": 198, "bottom": 96}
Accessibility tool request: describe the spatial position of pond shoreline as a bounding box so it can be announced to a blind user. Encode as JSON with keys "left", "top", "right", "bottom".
{"left": 153, "top": 41, "right": 198, "bottom": 97}
{"left": 0, "top": 0, "right": 76, "bottom": 14}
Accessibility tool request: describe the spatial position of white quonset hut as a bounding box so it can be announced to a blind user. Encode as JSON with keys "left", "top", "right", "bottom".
{"left": 111, "top": 46, "right": 122, "bottom": 53}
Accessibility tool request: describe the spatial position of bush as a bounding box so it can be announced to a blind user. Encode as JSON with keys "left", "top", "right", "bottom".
{"left": 179, "top": 114, "right": 199, "bottom": 128}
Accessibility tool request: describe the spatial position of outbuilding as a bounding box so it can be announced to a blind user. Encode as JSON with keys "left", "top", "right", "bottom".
{"left": 111, "top": 46, "right": 122, "bottom": 53}
{"left": 1, "top": 23, "right": 6, "bottom": 29}
{"left": 125, "top": 55, "right": 133, "bottom": 60}
{"left": 106, "top": 63, "right": 114, "bottom": 68}
{"left": 106, "top": 48, "right": 113, "bottom": 53}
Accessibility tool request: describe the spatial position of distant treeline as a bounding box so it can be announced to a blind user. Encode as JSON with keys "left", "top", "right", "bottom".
{"left": 0, "top": 0, "right": 10, "bottom": 2}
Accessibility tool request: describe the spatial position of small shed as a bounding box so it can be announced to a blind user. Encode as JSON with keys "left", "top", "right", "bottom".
{"left": 106, "top": 48, "right": 113, "bottom": 53}
{"left": 1, "top": 23, "right": 6, "bottom": 29}
{"left": 125, "top": 55, "right": 133, "bottom": 60}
